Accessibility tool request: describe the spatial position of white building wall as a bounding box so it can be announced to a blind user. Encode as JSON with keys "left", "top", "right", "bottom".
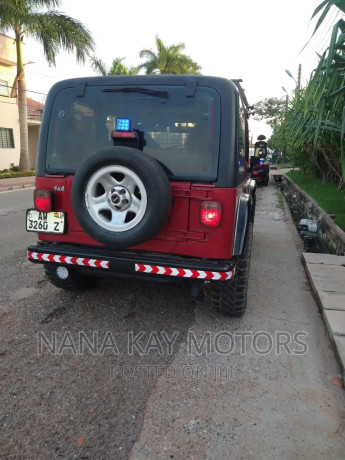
{"left": 0, "top": 34, "right": 41, "bottom": 171}
{"left": 0, "top": 74, "right": 20, "bottom": 170}
{"left": 28, "top": 124, "right": 39, "bottom": 169}
{"left": 0, "top": 33, "right": 17, "bottom": 64}
{"left": 0, "top": 34, "right": 20, "bottom": 170}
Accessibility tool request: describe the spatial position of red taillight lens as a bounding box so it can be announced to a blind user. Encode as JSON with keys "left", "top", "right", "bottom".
{"left": 200, "top": 201, "right": 222, "bottom": 227}
{"left": 253, "top": 171, "right": 259, "bottom": 175}
{"left": 111, "top": 130, "right": 137, "bottom": 139}
{"left": 34, "top": 190, "right": 52, "bottom": 212}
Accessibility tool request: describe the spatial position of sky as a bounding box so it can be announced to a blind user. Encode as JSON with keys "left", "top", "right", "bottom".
{"left": 20, "top": 0, "right": 339, "bottom": 140}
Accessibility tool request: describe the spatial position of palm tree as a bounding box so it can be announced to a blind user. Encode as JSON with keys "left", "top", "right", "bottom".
{"left": 139, "top": 36, "right": 201, "bottom": 75}
{"left": 91, "top": 57, "right": 139, "bottom": 76}
{"left": 0, "top": 0, "right": 94, "bottom": 171}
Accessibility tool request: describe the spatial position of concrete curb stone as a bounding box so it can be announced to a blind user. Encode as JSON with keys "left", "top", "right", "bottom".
{"left": 302, "top": 252, "right": 345, "bottom": 382}
{"left": 0, "top": 176, "right": 35, "bottom": 192}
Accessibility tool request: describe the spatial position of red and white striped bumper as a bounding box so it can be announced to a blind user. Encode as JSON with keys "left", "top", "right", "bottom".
{"left": 27, "top": 251, "right": 109, "bottom": 269}
{"left": 27, "top": 246, "right": 235, "bottom": 282}
{"left": 135, "top": 264, "right": 235, "bottom": 281}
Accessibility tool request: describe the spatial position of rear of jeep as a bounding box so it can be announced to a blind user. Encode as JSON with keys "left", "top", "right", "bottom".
{"left": 27, "top": 75, "right": 256, "bottom": 316}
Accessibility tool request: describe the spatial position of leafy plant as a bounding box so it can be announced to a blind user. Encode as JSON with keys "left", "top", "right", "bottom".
{"left": 270, "top": 1, "right": 345, "bottom": 188}
{"left": 0, "top": 170, "right": 35, "bottom": 179}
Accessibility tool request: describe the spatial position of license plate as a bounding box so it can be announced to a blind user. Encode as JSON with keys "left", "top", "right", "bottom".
{"left": 26, "top": 210, "right": 65, "bottom": 234}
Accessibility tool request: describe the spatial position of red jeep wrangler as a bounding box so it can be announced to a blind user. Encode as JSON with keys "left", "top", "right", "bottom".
{"left": 27, "top": 75, "right": 256, "bottom": 316}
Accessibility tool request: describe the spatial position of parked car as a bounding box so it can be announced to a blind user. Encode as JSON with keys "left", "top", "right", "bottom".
{"left": 250, "top": 140, "right": 269, "bottom": 186}
{"left": 26, "top": 75, "right": 256, "bottom": 316}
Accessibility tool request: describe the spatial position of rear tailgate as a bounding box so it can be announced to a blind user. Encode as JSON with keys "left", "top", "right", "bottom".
{"left": 34, "top": 177, "right": 237, "bottom": 259}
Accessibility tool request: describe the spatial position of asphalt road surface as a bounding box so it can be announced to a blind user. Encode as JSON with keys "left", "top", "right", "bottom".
{"left": 0, "top": 182, "right": 345, "bottom": 459}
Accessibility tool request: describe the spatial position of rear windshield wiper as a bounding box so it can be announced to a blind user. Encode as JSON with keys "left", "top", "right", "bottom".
{"left": 103, "top": 87, "right": 169, "bottom": 99}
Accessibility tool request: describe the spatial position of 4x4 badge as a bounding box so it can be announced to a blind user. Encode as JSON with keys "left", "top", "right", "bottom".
{"left": 53, "top": 186, "right": 65, "bottom": 192}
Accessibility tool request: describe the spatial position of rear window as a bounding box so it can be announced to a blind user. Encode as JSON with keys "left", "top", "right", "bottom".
{"left": 46, "top": 85, "right": 220, "bottom": 180}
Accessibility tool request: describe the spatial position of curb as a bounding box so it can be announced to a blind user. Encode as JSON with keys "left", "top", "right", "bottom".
{"left": 0, "top": 176, "right": 35, "bottom": 193}
{"left": 302, "top": 252, "right": 345, "bottom": 384}
{"left": 0, "top": 183, "right": 35, "bottom": 193}
{"left": 283, "top": 175, "right": 345, "bottom": 255}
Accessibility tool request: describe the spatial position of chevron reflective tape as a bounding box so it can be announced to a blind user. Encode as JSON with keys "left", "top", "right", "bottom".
{"left": 27, "top": 251, "right": 109, "bottom": 269}
{"left": 135, "top": 264, "right": 235, "bottom": 281}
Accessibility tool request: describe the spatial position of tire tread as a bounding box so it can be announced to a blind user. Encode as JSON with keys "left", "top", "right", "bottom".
{"left": 210, "top": 221, "right": 253, "bottom": 316}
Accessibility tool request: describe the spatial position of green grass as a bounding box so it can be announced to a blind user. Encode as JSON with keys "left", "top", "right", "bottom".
{"left": 286, "top": 170, "right": 345, "bottom": 231}
{"left": 276, "top": 162, "right": 293, "bottom": 169}
{"left": 0, "top": 170, "right": 35, "bottom": 179}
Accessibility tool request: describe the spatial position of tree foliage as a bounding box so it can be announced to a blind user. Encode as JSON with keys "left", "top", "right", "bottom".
{"left": 310, "top": 0, "right": 345, "bottom": 37}
{"left": 0, "top": 0, "right": 94, "bottom": 65}
{"left": 0, "top": 0, "right": 94, "bottom": 171}
{"left": 270, "top": 0, "right": 345, "bottom": 187}
{"left": 91, "top": 57, "right": 139, "bottom": 76}
{"left": 139, "top": 36, "right": 201, "bottom": 75}
{"left": 253, "top": 97, "right": 287, "bottom": 129}
{"left": 91, "top": 36, "right": 202, "bottom": 79}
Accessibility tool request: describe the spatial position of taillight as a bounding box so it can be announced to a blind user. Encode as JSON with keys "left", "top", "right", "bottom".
{"left": 111, "top": 130, "right": 137, "bottom": 139}
{"left": 253, "top": 171, "right": 259, "bottom": 175}
{"left": 200, "top": 201, "right": 222, "bottom": 227}
{"left": 34, "top": 190, "right": 52, "bottom": 212}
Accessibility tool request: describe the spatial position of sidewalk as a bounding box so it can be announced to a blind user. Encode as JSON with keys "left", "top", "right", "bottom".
{"left": 273, "top": 168, "right": 345, "bottom": 382}
{"left": 0, "top": 176, "right": 35, "bottom": 192}
{"left": 303, "top": 253, "right": 345, "bottom": 382}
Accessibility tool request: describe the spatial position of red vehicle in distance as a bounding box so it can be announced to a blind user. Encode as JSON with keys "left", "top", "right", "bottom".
{"left": 250, "top": 138, "right": 270, "bottom": 186}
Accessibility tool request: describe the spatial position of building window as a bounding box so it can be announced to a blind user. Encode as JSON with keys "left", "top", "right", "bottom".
{"left": 0, "top": 128, "right": 15, "bottom": 148}
{"left": 0, "top": 79, "right": 9, "bottom": 97}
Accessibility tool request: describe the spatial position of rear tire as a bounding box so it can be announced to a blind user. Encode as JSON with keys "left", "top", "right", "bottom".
{"left": 210, "top": 221, "right": 253, "bottom": 316}
{"left": 44, "top": 264, "right": 97, "bottom": 291}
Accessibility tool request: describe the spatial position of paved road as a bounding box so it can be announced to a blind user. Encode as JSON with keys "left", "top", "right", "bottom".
{"left": 0, "top": 183, "right": 344, "bottom": 459}
{"left": 0, "top": 189, "right": 36, "bottom": 263}
{"left": 0, "top": 187, "right": 34, "bottom": 216}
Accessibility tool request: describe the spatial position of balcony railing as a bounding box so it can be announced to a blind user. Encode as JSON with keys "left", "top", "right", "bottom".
{"left": 27, "top": 109, "right": 43, "bottom": 121}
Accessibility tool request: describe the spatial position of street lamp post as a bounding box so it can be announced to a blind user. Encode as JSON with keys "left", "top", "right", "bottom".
{"left": 284, "top": 66, "right": 302, "bottom": 170}
{"left": 280, "top": 86, "right": 293, "bottom": 169}
{"left": 285, "top": 65, "right": 301, "bottom": 91}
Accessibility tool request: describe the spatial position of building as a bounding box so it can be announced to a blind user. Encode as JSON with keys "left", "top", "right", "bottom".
{"left": 0, "top": 33, "right": 42, "bottom": 170}
{"left": 27, "top": 97, "right": 43, "bottom": 169}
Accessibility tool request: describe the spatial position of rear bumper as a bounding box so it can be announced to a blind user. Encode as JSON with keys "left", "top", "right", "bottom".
{"left": 251, "top": 167, "right": 269, "bottom": 182}
{"left": 27, "top": 243, "right": 236, "bottom": 283}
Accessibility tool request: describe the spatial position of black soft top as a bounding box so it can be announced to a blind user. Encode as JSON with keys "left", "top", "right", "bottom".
{"left": 37, "top": 75, "right": 248, "bottom": 187}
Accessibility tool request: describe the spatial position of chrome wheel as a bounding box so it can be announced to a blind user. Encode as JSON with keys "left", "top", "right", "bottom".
{"left": 84, "top": 165, "right": 148, "bottom": 232}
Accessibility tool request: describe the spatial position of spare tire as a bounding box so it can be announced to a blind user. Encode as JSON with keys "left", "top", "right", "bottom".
{"left": 71, "top": 147, "right": 172, "bottom": 248}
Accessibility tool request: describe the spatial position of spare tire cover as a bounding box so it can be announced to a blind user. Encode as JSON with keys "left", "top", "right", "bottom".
{"left": 71, "top": 147, "right": 172, "bottom": 248}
